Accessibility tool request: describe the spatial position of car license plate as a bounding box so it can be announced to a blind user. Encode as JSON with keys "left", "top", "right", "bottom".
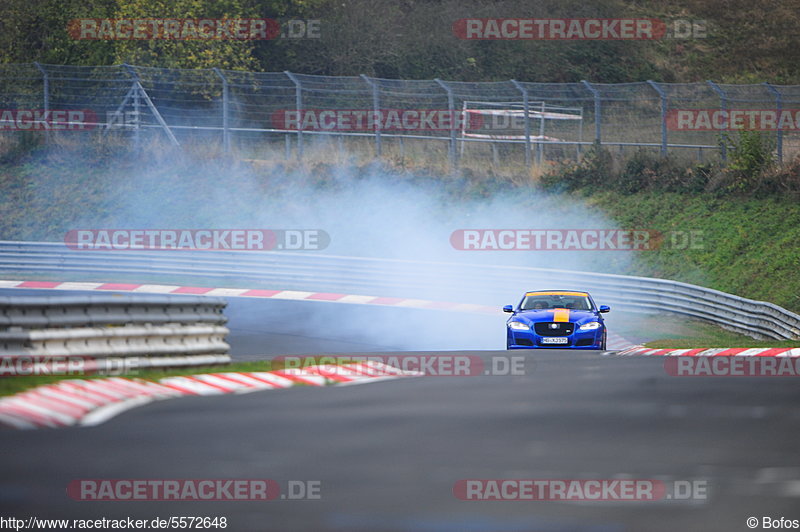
{"left": 541, "top": 337, "right": 568, "bottom": 344}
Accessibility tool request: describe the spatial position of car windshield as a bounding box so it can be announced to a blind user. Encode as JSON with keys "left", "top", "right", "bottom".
{"left": 520, "top": 293, "right": 592, "bottom": 311}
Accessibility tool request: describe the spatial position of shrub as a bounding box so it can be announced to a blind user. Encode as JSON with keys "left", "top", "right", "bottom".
{"left": 540, "top": 142, "right": 612, "bottom": 192}
{"left": 0, "top": 131, "right": 44, "bottom": 164}
{"left": 543, "top": 146, "right": 712, "bottom": 195}
{"left": 709, "top": 130, "right": 776, "bottom": 196}
{"left": 759, "top": 155, "right": 800, "bottom": 200}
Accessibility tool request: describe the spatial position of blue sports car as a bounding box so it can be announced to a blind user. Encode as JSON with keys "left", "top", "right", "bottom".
{"left": 504, "top": 290, "right": 610, "bottom": 350}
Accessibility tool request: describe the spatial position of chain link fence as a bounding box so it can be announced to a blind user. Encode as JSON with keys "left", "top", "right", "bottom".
{"left": 2, "top": 63, "right": 800, "bottom": 166}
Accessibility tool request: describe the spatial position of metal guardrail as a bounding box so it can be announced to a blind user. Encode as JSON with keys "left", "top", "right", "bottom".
{"left": 0, "top": 241, "right": 798, "bottom": 341}
{"left": 0, "top": 290, "right": 230, "bottom": 372}
{"left": 0, "top": 294, "right": 227, "bottom": 328}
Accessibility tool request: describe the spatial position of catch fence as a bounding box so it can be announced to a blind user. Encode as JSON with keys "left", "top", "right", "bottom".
{"left": 2, "top": 63, "right": 799, "bottom": 165}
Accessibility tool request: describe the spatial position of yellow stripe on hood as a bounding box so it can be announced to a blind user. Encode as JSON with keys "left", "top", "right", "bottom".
{"left": 553, "top": 308, "right": 570, "bottom": 322}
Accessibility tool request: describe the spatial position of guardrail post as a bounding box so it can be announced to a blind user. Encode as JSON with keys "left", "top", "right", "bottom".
{"left": 581, "top": 80, "right": 601, "bottom": 145}
{"left": 284, "top": 71, "right": 304, "bottom": 159}
{"left": 647, "top": 80, "right": 668, "bottom": 156}
{"left": 361, "top": 74, "right": 382, "bottom": 157}
{"left": 33, "top": 62, "right": 49, "bottom": 143}
{"left": 763, "top": 82, "right": 783, "bottom": 163}
{"left": 213, "top": 68, "right": 231, "bottom": 153}
{"left": 511, "top": 80, "right": 532, "bottom": 167}
{"left": 707, "top": 80, "right": 728, "bottom": 162}
{"left": 435, "top": 78, "right": 458, "bottom": 168}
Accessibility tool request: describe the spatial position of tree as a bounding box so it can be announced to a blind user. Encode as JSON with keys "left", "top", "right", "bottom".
{"left": 0, "top": 0, "right": 117, "bottom": 65}
{"left": 111, "top": 0, "right": 262, "bottom": 70}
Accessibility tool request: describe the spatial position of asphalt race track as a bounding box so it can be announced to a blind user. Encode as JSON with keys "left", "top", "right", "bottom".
{"left": 2, "top": 290, "right": 800, "bottom": 531}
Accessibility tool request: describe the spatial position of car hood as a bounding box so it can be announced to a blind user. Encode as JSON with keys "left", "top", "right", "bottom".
{"left": 511, "top": 309, "right": 598, "bottom": 325}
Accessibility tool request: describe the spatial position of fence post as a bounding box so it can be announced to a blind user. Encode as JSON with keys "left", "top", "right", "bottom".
{"left": 763, "top": 82, "right": 783, "bottom": 163}
{"left": 536, "top": 101, "right": 547, "bottom": 165}
{"left": 360, "top": 74, "right": 382, "bottom": 157}
{"left": 647, "top": 80, "right": 668, "bottom": 156}
{"left": 459, "top": 100, "right": 468, "bottom": 158}
{"left": 213, "top": 68, "right": 231, "bottom": 153}
{"left": 511, "top": 80, "right": 532, "bottom": 167}
{"left": 581, "top": 80, "right": 601, "bottom": 145}
{"left": 122, "top": 64, "right": 141, "bottom": 148}
{"left": 33, "top": 63, "right": 49, "bottom": 143}
{"left": 707, "top": 80, "right": 728, "bottom": 162}
{"left": 284, "top": 71, "right": 304, "bottom": 159}
{"left": 434, "top": 78, "right": 457, "bottom": 168}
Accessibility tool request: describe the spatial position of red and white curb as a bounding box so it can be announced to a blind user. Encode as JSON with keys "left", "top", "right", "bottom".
{"left": 617, "top": 346, "right": 800, "bottom": 357}
{"left": 0, "top": 362, "right": 421, "bottom": 430}
{"left": 606, "top": 332, "right": 632, "bottom": 350}
{"left": 0, "top": 280, "right": 494, "bottom": 314}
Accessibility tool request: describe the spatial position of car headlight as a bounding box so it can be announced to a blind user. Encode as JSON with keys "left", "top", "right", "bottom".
{"left": 507, "top": 320, "right": 530, "bottom": 331}
{"left": 579, "top": 321, "right": 601, "bottom": 331}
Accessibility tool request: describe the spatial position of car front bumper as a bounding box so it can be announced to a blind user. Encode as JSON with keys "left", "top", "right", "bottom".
{"left": 507, "top": 326, "right": 604, "bottom": 350}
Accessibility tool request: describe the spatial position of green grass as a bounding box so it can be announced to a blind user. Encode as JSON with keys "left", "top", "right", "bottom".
{"left": 585, "top": 191, "right": 800, "bottom": 314}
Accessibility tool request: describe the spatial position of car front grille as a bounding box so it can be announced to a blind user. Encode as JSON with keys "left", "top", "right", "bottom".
{"left": 534, "top": 322, "right": 575, "bottom": 336}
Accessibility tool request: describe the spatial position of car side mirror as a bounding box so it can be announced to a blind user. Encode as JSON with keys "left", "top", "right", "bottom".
{"left": 503, "top": 305, "right": 514, "bottom": 313}
{"left": 599, "top": 305, "right": 611, "bottom": 313}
